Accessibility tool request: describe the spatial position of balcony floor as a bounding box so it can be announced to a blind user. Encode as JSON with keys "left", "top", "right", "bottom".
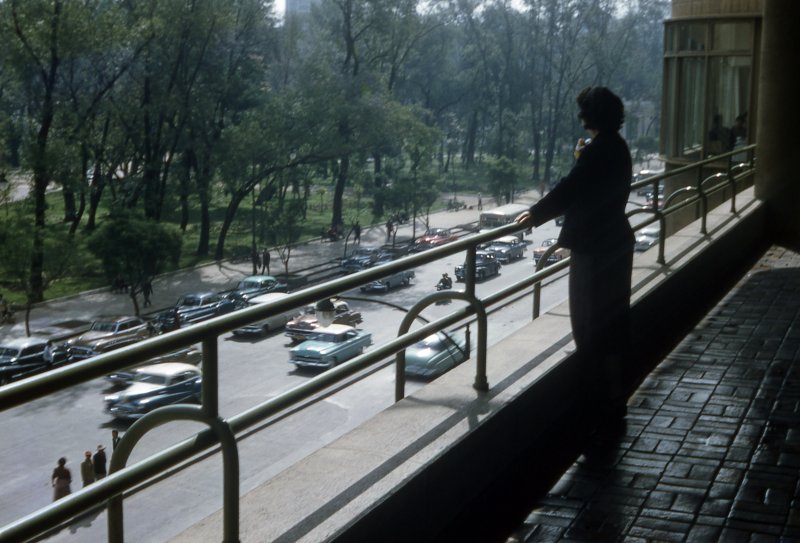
{"left": 505, "top": 245, "right": 800, "bottom": 542}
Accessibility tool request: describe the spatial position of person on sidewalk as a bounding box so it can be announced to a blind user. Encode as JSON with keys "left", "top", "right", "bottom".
{"left": 52, "top": 457, "right": 72, "bottom": 501}
{"left": 111, "top": 429, "right": 121, "bottom": 451}
{"left": 93, "top": 445, "right": 107, "bottom": 480}
{"left": 80, "top": 451, "right": 95, "bottom": 487}
{"left": 142, "top": 281, "right": 153, "bottom": 307}
{"left": 516, "top": 86, "right": 634, "bottom": 432}
{"left": 261, "top": 248, "right": 271, "bottom": 274}
{"left": 352, "top": 221, "right": 361, "bottom": 244}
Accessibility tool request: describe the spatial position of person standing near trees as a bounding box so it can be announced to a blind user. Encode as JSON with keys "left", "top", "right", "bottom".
{"left": 516, "top": 86, "right": 634, "bottom": 434}
{"left": 261, "top": 248, "right": 270, "bottom": 274}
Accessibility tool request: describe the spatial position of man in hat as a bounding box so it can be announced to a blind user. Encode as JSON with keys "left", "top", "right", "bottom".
{"left": 93, "top": 445, "right": 107, "bottom": 480}
{"left": 80, "top": 451, "right": 95, "bottom": 487}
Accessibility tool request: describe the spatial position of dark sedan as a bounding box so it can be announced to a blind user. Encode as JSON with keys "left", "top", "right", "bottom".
{"left": 0, "top": 337, "right": 69, "bottom": 384}
{"left": 157, "top": 291, "right": 239, "bottom": 330}
{"left": 104, "top": 363, "right": 202, "bottom": 419}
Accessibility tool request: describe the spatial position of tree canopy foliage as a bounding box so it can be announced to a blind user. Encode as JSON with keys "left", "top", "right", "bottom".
{"left": 0, "top": 0, "right": 668, "bottom": 302}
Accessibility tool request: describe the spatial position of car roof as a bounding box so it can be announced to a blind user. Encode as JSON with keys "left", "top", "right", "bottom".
{"left": 134, "top": 362, "right": 201, "bottom": 376}
{"left": 0, "top": 336, "right": 48, "bottom": 349}
{"left": 249, "top": 292, "right": 289, "bottom": 304}
{"left": 240, "top": 275, "right": 278, "bottom": 282}
{"left": 93, "top": 315, "right": 141, "bottom": 323}
{"left": 493, "top": 235, "right": 520, "bottom": 244}
{"left": 180, "top": 291, "right": 217, "bottom": 298}
{"left": 313, "top": 323, "right": 355, "bottom": 334}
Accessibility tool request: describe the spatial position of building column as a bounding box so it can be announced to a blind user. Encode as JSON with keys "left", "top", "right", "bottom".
{"left": 755, "top": 0, "right": 800, "bottom": 246}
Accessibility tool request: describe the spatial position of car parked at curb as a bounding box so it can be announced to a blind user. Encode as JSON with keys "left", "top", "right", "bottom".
{"left": 229, "top": 275, "right": 288, "bottom": 303}
{"left": 533, "top": 238, "right": 570, "bottom": 266}
{"left": 232, "top": 292, "right": 297, "bottom": 337}
{"left": 455, "top": 251, "right": 501, "bottom": 281}
{"left": 341, "top": 247, "right": 381, "bottom": 273}
{"left": 414, "top": 228, "right": 458, "bottom": 250}
{"left": 404, "top": 330, "right": 469, "bottom": 379}
{"left": 285, "top": 299, "right": 363, "bottom": 343}
{"left": 104, "top": 347, "right": 202, "bottom": 386}
{"left": 484, "top": 235, "right": 526, "bottom": 263}
{"left": 158, "top": 291, "right": 240, "bottom": 330}
{"left": 0, "top": 336, "right": 69, "bottom": 384}
{"left": 66, "top": 315, "right": 155, "bottom": 361}
{"left": 104, "top": 362, "right": 202, "bottom": 419}
{"left": 289, "top": 324, "right": 372, "bottom": 369}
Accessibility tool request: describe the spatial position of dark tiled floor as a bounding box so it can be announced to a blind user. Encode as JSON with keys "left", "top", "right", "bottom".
{"left": 507, "top": 246, "right": 800, "bottom": 543}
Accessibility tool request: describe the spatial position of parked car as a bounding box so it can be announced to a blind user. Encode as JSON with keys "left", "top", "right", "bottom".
{"left": 341, "top": 247, "right": 381, "bottom": 273}
{"left": 105, "top": 347, "right": 202, "bottom": 386}
{"left": 66, "top": 315, "right": 155, "bottom": 361}
{"left": 289, "top": 324, "right": 372, "bottom": 369}
{"left": 484, "top": 235, "right": 526, "bottom": 263}
{"left": 404, "top": 330, "right": 469, "bottom": 379}
{"left": 229, "top": 275, "right": 287, "bottom": 302}
{"left": 285, "top": 299, "right": 363, "bottom": 343}
{"left": 158, "top": 291, "right": 239, "bottom": 330}
{"left": 634, "top": 227, "right": 661, "bottom": 252}
{"left": 360, "top": 265, "right": 415, "bottom": 293}
{"left": 533, "top": 238, "right": 570, "bottom": 266}
{"left": 0, "top": 336, "right": 68, "bottom": 384}
{"left": 232, "top": 292, "right": 297, "bottom": 337}
{"left": 634, "top": 170, "right": 665, "bottom": 196}
{"left": 104, "top": 363, "right": 202, "bottom": 419}
{"left": 455, "top": 251, "right": 501, "bottom": 281}
{"left": 414, "top": 228, "right": 458, "bottom": 249}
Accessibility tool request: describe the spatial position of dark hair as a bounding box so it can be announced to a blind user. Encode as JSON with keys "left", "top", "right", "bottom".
{"left": 576, "top": 86, "right": 625, "bottom": 132}
{"left": 57, "top": 457, "right": 66, "bottom": 466}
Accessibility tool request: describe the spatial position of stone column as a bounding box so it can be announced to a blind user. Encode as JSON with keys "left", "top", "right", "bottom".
{"left": 755, "top": 0, "right": 800, "bottom": 245}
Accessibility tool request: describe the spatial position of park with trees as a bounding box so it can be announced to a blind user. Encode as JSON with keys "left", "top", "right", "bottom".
{"left": 0, "top": 0, "right": 667, "bottom": 316}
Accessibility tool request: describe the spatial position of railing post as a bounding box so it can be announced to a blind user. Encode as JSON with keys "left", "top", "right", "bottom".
{"left": 202, "top": 337, "right": 219, "bottom": 418}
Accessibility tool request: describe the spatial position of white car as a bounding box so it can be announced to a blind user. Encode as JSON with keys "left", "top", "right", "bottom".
{"left": 232, "top": 292, "right": 297, "bottom": 337}
{"left": 104, "top": 363, "right": 202, "bottom": 419}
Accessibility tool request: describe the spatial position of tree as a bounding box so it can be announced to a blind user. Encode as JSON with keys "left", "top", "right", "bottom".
{"left": 486, "top": 155, "right": 519, "bottom": 204}
{"left": 87, "top": 215, "right": 181, "bottom": 315}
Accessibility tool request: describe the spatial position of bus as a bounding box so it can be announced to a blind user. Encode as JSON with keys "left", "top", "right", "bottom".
{"left": 478, "top": 203, "right": 531, "bottom": 239}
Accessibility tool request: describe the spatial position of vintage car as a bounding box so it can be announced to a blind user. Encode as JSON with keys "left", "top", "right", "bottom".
{"left": 229, "top": 275, "right": 288, "bottom": 302}
{"left": 104, "top": 362, "right": 202, "bottom": 419}
{"left": 104, "top": 347, "right": 202, "bottom": 386}
{"left": 360, "top": 265, "right": 415, "bottom": 293}
{"left": 289, "top": 324, "right": 372, "bottom": 369}
{"left": 533, "top": 238, "right": 570, "bottom": 266}
{"left": 341, "top": 247, "right": 381, "bottom": 273}
{"left": 634, "top": 227, "right": 661, "bottom": 252}
{"left": 484, "top": 235, "right": 526, "bottom": 263}
{"left": 66, "top": 315, "right": 154, "bottom": 361}
{"left": 285, "top": 298, "right": 363, "bottom": 343}
{"left": 0, "top": 336, "right": 68, "bottom": 384}
{"left": 455, "top": 251, "right": 501, "bottom": 281}
{"left": 158, "top": 291, "right": 240, "bottom": 330}
{"left": 414, "top": 228, "right": 458, "bottom": 249}
{"left": 404, "top": 330, "right": 469, "bottom": 379}
{"left": 232, "top": 292, "right": 297, "bottom": 337}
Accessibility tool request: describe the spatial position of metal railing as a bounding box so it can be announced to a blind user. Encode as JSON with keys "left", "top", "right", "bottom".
{"left": 0, "top": 144, "right": 757, "bottom": 543}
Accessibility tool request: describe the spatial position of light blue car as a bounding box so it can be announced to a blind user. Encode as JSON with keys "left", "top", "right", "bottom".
{"left": 403, "top": 330, "right": 469, "bottom": 378}
{"left": 289, "top": 324, "right": 372, "bottom": 369}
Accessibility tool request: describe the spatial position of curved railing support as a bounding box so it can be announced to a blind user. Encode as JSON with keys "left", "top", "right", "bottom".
{"left": 395, "top": 290, "right": 488, "bottom": 401}
{"left": 533, "top": 243, "right": 570, "bottom": 318}
{"left": 107, "top": 405, "right": 239, "bottom": 543}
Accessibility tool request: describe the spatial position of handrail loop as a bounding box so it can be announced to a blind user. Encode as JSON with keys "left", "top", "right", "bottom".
{"left": 395, "top": 290, "right": 489, "bottom": 401}
{"left": 108, "top": 405, "right": 240, "bottom": 543}
{"left": 533, "top": 245, "right": 570, "bottom": 318}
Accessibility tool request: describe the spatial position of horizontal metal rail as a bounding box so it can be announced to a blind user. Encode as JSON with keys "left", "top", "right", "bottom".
{"left": 0, "top": 145, "right": 757, "bottom": 543}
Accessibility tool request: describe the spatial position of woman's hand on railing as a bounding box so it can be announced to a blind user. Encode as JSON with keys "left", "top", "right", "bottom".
{"left": 514, "top": 210, "right": 533, "bottom": 228}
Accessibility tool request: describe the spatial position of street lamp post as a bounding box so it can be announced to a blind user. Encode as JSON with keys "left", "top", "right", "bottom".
{"left": 251, "top": 185, "right": 258, "bottom": 275}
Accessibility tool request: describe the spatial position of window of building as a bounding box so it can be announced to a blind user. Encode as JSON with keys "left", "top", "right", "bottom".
{"left": 662, "top": 19, "right": 756, "bottom": 160}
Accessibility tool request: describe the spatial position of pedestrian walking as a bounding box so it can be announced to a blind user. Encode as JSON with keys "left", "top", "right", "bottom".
{"left": 51, "top": 457, "right": 72, "bottom": 501}
{"left": 142, "top": 281, "right": 153, "bottom": 308}
{"left": 516, "top": 86, "right": 634, "bottom": 434}
{"left": 477, "top": 193, "right": 483, "bottom": 210}
{"left": 80, "top": 451, "right": 95, "bottom": 487}
{"left": 261, "top": 248, "right": 271, "bottom": 275}
{"left": 353, "top": 221, "right": 361, "bottom": 244}
{"left": 111, "top": 429, "right": 121, "bottom": 451}
{"left": 385, "top": 219, "right": 393, "bottom": 243}
{"left": 93, "top": 445, "right": 107, "bottom": 480}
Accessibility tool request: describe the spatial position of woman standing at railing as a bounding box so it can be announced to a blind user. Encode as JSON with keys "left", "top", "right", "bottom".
{"left": 516, "top": 86, "right": 634, "bottom": 436}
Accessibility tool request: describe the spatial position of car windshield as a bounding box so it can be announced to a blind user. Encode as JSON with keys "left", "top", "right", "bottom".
{"left": 90, "top": 321, "right": 118, "bottom": 333}
{"left": 418, "top": 335, "right": 446, "bottom": 352}
{"left": 178, "top": 296, "right": 203, "bottom": 307}
{"left": 309, "top": 332, "right": 342, "bottom": 342}
{"left": 353, "top": 249, "right": 374, "bottom": 257}
{"left": 238, "top": 280, "right": 261, "bottom": 289}
{"left": 542, "top": 239, "right": 556, "bottom": 247}
{"left": 133, "top": 373, "right": 168, "bottom": 385}
{"left": 0, "top": 347, "right": 20, "bottom": 357}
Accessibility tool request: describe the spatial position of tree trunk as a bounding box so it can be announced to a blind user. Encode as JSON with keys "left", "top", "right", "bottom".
{"left": 214, "top": 188, "right": 248, "bottom": 261}
{"left": 332, "top": 155, "right": 349, "bottom": 229}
